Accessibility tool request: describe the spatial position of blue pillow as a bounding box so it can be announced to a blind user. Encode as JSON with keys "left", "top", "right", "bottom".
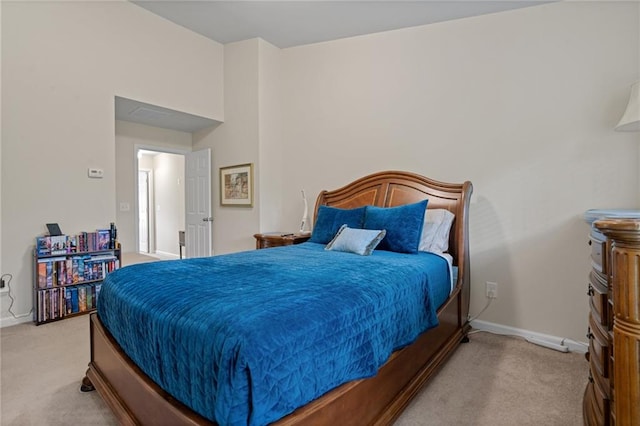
{"left": 325, "top": 225, "right": 386, "bottom": 256}
{"left": 363, "top": 199, "right": 428, "bottom": 253}
{"left": 309, "top": 205, "right": 367, "bottom": 244}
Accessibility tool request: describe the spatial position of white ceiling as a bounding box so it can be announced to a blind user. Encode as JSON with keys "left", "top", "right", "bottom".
{"left": 132, "top": 0, "right": 553, "bottom": 49}
{"left": 120, "top": 1, "right": 552, "bottom": 133}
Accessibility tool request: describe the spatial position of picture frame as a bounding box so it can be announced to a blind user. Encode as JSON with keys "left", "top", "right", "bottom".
{"left": 220, "top": 163, "right": 253, "bottom": 207}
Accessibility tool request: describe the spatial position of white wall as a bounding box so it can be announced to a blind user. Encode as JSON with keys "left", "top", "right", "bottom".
{"left": 115, "top": 120, "right": 191, "bottom": 254}
{"left": 0, "top": 1, "right": 3, "bottom": 296}
{"left": 1, "top": 1, "right": 223, "bottom": 325}
{"left": 195, "top": 39, "right": 262, "bottom": 254}
{"left": 258, "top": 39, "right": 286, "bottom": 234}
{"left": 0, "top": 1, "right": 4, "bottom": 317}
{"left": 276, "top": 1, "right": 640, "bottom": 342}
{"left": 153, "top": 153, "right": 185, "bottom": 256}
{"left": 193, "top": 38, "right": 286, "bottom": 253}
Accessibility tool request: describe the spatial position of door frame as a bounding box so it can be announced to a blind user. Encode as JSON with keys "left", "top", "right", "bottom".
{"left": 138, "top": 169, "right": 152, "bottom": 253}
{"left": 133, "top": 144, "right": 190, "bottom": 253}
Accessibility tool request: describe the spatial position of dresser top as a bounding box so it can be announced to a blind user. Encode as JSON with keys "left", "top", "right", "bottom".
{"left": 583, "top": 209, "right": 640, "bottom": 225}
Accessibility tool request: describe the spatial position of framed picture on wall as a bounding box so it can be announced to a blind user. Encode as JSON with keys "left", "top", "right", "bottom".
{"left": 220, "top": 163, "right": 253, "bottom": 207}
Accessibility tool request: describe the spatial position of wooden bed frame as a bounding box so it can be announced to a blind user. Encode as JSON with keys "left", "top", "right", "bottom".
{"left": 82, "top": 170, "right": 473, "bottom": 425}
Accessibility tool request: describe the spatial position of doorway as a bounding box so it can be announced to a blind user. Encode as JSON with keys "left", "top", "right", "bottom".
{"left": 136, "top": 148, "right": 186, "bottom": 259}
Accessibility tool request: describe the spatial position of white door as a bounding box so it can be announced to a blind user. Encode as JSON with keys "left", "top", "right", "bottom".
{"left": 185, "top": 149, "right": 212, "bottom": 258}
{"left": 138, "top": 170, "right": 150, "bottom": 253}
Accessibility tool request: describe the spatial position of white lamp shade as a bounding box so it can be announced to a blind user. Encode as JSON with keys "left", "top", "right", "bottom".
{"left": 615, "top": 81, "right": 640, "bottom": 132}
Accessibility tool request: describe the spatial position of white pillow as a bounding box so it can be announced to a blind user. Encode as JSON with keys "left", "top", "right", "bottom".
{"left": 419, "top": 209, "right": 455, "bottom": 253}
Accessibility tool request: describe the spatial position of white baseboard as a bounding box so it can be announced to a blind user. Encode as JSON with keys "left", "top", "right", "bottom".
{"left": 154, "top": 250, "right": 180, "bottom": 259}
{"left": 0, "top": 313, "right": 32, "bottom": 328}
{"left": 470, "top": 319, "right": 588, "bottom": 354}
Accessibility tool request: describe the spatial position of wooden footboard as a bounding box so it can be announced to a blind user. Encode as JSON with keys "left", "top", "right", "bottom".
{"left": 87, "top": 312, "right": 210, "bottom": 425}
{"left": 86, "top": 292, "right": 466, "bottom": 426}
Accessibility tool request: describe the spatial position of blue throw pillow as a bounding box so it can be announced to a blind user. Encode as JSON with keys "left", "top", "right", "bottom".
{"left": 325, "top": 225, "right": 386, "bottom": 256}
{"left": 363, "top": 199, "right": 428, "bottom": 253}
{"left": 309, "top": 205, "right": 366, "bottom": 244}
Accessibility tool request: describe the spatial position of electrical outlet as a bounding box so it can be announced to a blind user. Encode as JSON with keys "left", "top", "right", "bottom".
{"left": 485, "top": 282, "right": 498, "bottom": 299}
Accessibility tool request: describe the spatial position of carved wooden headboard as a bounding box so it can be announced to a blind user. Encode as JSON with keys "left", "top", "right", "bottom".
{"left": 314, "top": 170, "right": 473, "bottom": 316}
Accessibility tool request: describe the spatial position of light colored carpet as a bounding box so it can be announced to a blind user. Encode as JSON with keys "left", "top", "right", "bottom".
{"left": 0, "top": 315, "right": 587, "bottom": 426}
{"left": 0, "top": 315, "right": 118, "bottom": 426}
{"left": 394, "top": 331, "right": 587, "bottom": 425}
{"left": 121, "top": 251, "right": 166, "bottom": 265}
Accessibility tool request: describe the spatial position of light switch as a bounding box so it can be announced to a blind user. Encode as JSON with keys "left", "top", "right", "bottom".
{"left": 119, "top": 202, "right": 130, "bottom": 212}
{"left": 88, "top": 168, "right": 104, "bottom": 178}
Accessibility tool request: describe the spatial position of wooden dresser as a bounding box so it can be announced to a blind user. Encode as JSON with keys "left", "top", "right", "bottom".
{"left": 584, "top": 218, "right": 640, "bottom": 426}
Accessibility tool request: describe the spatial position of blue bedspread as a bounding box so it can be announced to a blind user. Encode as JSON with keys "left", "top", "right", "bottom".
{"left": 98, "top": 242, "right": 449, "bottom": 426}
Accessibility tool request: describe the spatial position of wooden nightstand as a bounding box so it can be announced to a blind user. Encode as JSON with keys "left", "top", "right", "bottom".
{"left": 254, "top": 232, "right": 311, "bottom": 249}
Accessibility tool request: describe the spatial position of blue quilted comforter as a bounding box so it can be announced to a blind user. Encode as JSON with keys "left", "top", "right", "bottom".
{"left": 97, "top": 242, "right": 449, "bottom": 426}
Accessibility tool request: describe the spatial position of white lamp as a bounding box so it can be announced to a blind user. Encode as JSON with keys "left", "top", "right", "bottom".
{"left": 615, "top": 81, "right": 640, "bottom": 132}
{"left": 299, "top": 189, "right": 311, "bottom": 235}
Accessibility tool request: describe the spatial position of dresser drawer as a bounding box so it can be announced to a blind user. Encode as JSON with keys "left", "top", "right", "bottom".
{"left": 589, "top": 371, "right": 611, "bottom": 425}
{"left": 585, "top": 381, "right": 608, "bottom": 426}
{"left": 589, "top": 272, "right": 609, "bottom": 328}
{"left": 607, "top": 296, "right": 614, "bottom": 331}
{"left": 590, "top": 233, "right": 607, "bottom": 275}
{"left": 609, "top": 349, "right": 615, "bottom": 392}
{"left": 258, "top": 239, "right": 288, "bottom": 249}
{"left": 589, "top": 314, "right": 610, "bottom": 379}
